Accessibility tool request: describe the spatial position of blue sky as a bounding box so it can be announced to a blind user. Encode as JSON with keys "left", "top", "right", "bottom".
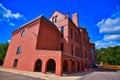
{"left": 0, "top": 0, "right": 120, "bottom": 49}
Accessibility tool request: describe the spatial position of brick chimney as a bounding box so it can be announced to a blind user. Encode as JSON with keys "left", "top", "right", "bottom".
{"left": 72, "top": 13, "right": 78, "bottom": 27}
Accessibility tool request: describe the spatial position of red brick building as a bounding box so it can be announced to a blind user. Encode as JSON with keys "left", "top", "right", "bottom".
{"left": 3, "top": 11, "right": 97, "bottom": 76}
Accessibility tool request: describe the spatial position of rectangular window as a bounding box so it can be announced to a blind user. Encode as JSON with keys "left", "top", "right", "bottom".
{"left": 71, "top": 28, "right": 73, "bottom": 39}
{"left": 61, "top": 43, "right": 64, "bottom": 52}
{"left": 71, "top": 45, "right": 73, "bottom": 55}
{"left": 16, "top": 46, "right": 21, "bottom": 54}
{"left": 13, "top": 59, "right": 18, "bottom": 67}
{"left": 52, "top": 17, "right": 54, "bottom": 23}
{"left": 61, "top": 27, "right": 64, "bottom": 37}
{"left": 55, "top": 16, "right": 58, "bottom": 23}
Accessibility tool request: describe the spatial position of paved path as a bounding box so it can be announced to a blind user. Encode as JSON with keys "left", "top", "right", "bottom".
{"left": 0, "top": 67, "right": 83, "bottom": 80}
{"left": 80, "top": 70, "right": 120, "bottom": 80}
{"left": 0, "top": 71, "right": 44, "bottom": 80}
{"left": 0, "top": 67, "right": 120, "bottom": 80}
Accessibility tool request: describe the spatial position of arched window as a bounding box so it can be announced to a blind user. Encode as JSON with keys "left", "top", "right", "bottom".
{"left": 16, "top": 46, "right": 21, "bottom": 54}
{"left": 21, "top": 29, "right": 25, "bottom": 36}
{"left": 52, "top": 15, "right": 58, "bottom": 23}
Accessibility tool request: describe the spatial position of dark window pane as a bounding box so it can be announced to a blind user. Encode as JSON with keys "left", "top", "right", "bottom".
{"left": 55, "top": 16, "right": 58, "bottom": 23}
{"left": 52, "top": 17, "right": 54, "bottom": 23}
{"left": 61, "top": 27, "right": 64, "bottom": 37}
{"left": 13, "top": 59, "right": 18, "bottom": 67}
{"left": 16, "top": 46, "right": 21, "bottom": 54}
{"left": 21, "top": 30, "right": 25, "bottom": 36}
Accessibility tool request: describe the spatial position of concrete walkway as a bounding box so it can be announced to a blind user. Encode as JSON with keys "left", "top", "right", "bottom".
{"left": 1, "top": 67, "right": 120, "bottom": 80}
{"left": 0, "top": 71, "right": 43, "bottom": 80}
{"left": 80, "top": 70, "right": 120, "bottom": 80}
{"left": 0, "top": 66, "right": 89, "bottom": 80}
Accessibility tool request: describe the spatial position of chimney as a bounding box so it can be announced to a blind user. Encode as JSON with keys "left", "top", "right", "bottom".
{"left": 72, "top": 13, "right": 78, "bottom": 27}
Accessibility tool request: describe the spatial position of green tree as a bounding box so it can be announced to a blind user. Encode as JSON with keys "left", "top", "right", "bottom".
{"left": 96, "top": 45, "right": 120, "bottom": 65}
{"left": 0, "top": 42, "right": 9, "bottom": 64}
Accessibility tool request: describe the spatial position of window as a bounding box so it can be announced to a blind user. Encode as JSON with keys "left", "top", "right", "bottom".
{"left": 71, "top": 45, "right": 73, "bottom": 55}
{"left": 52, "top": 17, "right": 54, "bottom": 23}
{"left": 71, "top": 28, "right": 73, "bottom": 39}
{"left": 55, "top": 16, "right": 58, "bottom": 23}
{"left": 61, "top": 43, "right": 64, "bottom": 52}
{"left": 16, "top": 46, "right": 21, "bottom": 54}
{"left": 61, "top": 27, "right": 64, "bottom": 37}
{"left": 21, "top": 29, "right": 25, "bottom": 36}
{"left": 13, "top": 59, "right": 18, "bottom": 67}
{"left": 52, "top": 15, "right": 58, "bottom": 23}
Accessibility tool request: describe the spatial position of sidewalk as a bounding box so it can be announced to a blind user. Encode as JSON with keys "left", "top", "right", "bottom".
{"left": 0, "top": 66, "right": 92, "bottom": 80}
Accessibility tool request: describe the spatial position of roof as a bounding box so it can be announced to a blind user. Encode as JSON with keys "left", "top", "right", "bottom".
{"left": 13, "top": 15, "right": 59, "bottom": 34}
{"left": 19, "top": 15, "right": 43, "bottom": 29}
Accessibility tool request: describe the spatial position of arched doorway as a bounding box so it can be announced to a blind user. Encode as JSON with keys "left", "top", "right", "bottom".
{"left": 46, "top": 59, "right": 56, "bottom": 73}
{"left": 34, "top": 59, "right": 42, "bottom": 72}
{"left": 72, "top": 61, "right": 75, "bottom": 72}
{"left": 77, "top": 61, "right": 80, "bottom": 71}
{"left": 63, "top": 60, "right": 68, "bottom": 73}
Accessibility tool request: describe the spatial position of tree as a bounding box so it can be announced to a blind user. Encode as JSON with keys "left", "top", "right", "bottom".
{"left": 0, "top": 42, "right": 9, "bottom": 65}
{"left": 96, "top": 45, "right": 120, "bottom": 65}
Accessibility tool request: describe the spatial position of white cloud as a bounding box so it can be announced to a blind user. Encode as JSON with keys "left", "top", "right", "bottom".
{"left": 13, "top": 13, "right": 22, "bottom": 19}
{"left": 9, "top": 23, "right": 15, "bottom": 26}
{"left": 95, "top": 40, "right": 108, "bottom": 49}
{"left": 96, "top": 6, "right": 120, "bottom": 49}
{"left": 3, "top": 10, "right": 25, "bottom": 20}
{"left": 104, "top": 35, "right": 120, "bottom": 41}
{"left": 8, "top": 40, "right": 10, "bottom": 43}
{"left": 95, "top": 40, "right": 120, "bottom": 49}
{"left": 0, "top": 3, "right": 25, "bottom": 26}
{"left": 111, "top": 5, "right": 120, "bottom": 18}
{"left": 97, "top": 18, "right": 120, "bottom": 34}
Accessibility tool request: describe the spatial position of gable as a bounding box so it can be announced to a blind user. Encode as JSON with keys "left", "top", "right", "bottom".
{"left": 49, "top": 10, "right": 66, "bottom": 23}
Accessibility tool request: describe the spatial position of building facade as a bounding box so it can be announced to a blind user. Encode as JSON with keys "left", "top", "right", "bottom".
{"left": 3, "top": 11, "right": 97, "bottom": 76}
